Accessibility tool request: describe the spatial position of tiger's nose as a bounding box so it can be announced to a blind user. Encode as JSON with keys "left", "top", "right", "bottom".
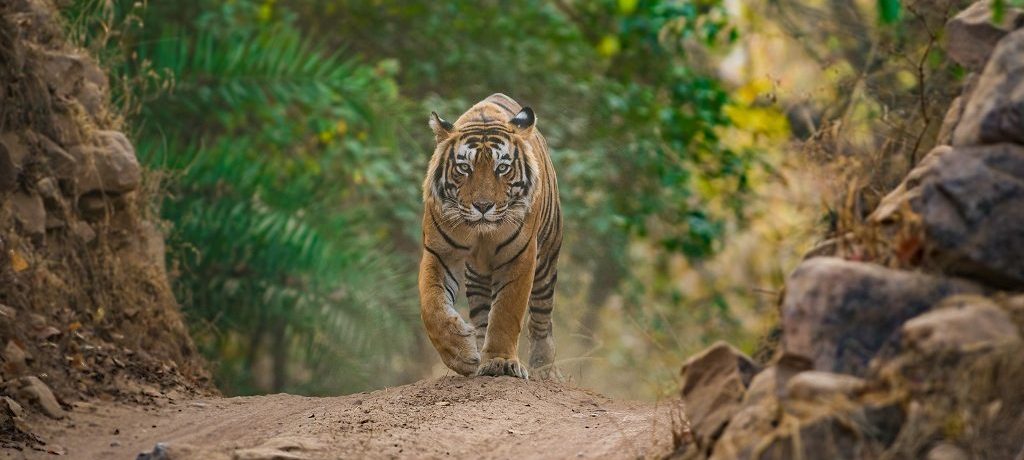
{"left": 473, "top": 201, "right": 494, "bottom": 213}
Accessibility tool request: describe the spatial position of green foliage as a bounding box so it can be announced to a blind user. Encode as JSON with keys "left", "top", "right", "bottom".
{"left": 69, "top": 0, "right": 778, "bottom": 396}
{"left": 68, "top": 0, "right": 419, "bottom": 395}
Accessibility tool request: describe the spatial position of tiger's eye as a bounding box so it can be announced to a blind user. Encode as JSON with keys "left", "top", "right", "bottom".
{"left": 457, "top": 164, "right": 471, "bottom": 174}
{"left": 496, "top": 164, "right": 510, "bottom": 174}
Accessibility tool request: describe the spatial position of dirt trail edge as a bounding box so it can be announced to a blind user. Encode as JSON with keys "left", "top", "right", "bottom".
{"left": 6, "top": 377, "right": 676, "bottom": 459}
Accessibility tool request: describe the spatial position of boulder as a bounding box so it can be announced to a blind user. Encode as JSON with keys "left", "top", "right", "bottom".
{"left": 679, "top": 341, "right": 761, "bottom": 453}
{"left": 8, "top": 191, "right": 45, "bottom": 236}
{"left": 16, "top": 376, "right": 64, "bottom": 419}
{"left": 871, "top": 144, "right": 1024, "bottom": 288}
{"left": 779, "top": 258, "right": 981, "bottom": 376}
{"left": 953, "top": 28, "right": 1024, "bottom": 146}
{"left": 785, "top": 371, "right": 865, "bottom": 402}
{"left": 945, "top": 1, "right": 1024, "bottom": 71}
{"left": 902, "top": 295, "right": 1021, "bottom": 354}
{"left": 72, "top": 130, "right": 141, "bottom": 195}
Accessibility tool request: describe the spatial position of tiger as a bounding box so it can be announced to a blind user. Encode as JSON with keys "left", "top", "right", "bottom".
{"left": 419, "top": 93, "right": 562, "bottom": 380}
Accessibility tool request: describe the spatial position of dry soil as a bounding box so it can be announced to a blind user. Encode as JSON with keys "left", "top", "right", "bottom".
{"left": 2, "top": 376, "right": 677, "bottom": 459}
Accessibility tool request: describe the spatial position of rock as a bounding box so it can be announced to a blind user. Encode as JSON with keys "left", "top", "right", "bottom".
{"left": 926, "top": 442, "right": 970, "bottom": 460}
{"left": 2, "top": 396, "right": 25, "bottom": 419}
{"left": 779, "top": 258, "right": 981, "bottom": 376}
{"left": 785, "top": 371, "right": 865, "bottom": 402}
{"left": 8, "top": 191, "right": 46, "bottom": 236}
{"left": 953, "top": 28, "right": 1024, "bottom": 146}
{"left": 2, "top": 341, "right": 29, "bottom": 378}
{"left": 0, "top": 132, "right": 31, "bottom": 167}
{"left": 70, "top": 220, "right": 96, "bottom": 243}
{"left": 945, "top": 1, "right": 1024, "bottom": 71}
{"left": 754, "top": 413, "right": 870, "bottom": 460}
{"left": 936, "top": 95, "right": 966, "bottom": 146}
{"left": 17, "top": 376, "right": 65, "bottom": 419}
{"left": 871, "top": 144, "right": 1024, "bottom": 288}
{"left": 902, "top": 295, "right": 1021, "bottom": 354}
{"left": 709, "top": 366, "right": 792, "bottom": 460}
{"left": 73, "top": 130, "right": 141, "bottom": 194}
{"left": 136, "top": 442, "right": 227, "bottom": 460}
{"left": 0, "top": 304, "right": 16, "bottom": 321}
{"left": 679, "top": 341, "right": 761, "bottom": 452}
{"left": 708, "top": 395, "right": 777, "bottom": 460}
{"left": 36, "top": 132, "right": 77, "bottom": 179}
{"left": 36, "top": 177, "right": 59, "bottom": 200}
{"left": 0, "top": 142, "right": 18, "bottom": 193}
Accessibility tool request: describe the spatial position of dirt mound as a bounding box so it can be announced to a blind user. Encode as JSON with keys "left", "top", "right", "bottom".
{"left": 0, "top": 0, "right": 212, "bottom": 450}
{"left": 8, "top": 377, "right": 675, "bottom": 459}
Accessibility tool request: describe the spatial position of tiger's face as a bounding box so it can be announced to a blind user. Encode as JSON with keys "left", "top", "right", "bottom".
{"left": 426, "top": 107, "right": 538, "bottom": 233}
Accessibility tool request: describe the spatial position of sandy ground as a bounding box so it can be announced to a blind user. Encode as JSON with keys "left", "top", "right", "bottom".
{"left": 2, "top": 377, "right": 678, "bottom": 459}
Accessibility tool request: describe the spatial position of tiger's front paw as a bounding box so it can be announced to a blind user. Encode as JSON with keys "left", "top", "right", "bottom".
{"left": 477, "top": 356, "right": 529, "bottom": 379}
{"left": 434, "top": 319, "right": 480, "bottom": 376}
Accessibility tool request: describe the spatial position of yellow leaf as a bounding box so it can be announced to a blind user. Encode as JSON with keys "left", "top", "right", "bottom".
{"left": 9, "top": 250, "right": 27, "bottom": 272}
{"left": 618, "top": 0, "right": 638, "bottom": 14}
{"left": 597, "top": 35, "right": 621, "bottom": 58}
{"left": 335, "top": 119, "right": 349, "bottom": 136}
{"left": 95, "top": 307, "right": 105, "bottom": 321}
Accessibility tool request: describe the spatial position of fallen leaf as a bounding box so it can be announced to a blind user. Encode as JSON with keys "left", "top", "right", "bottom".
{"left": 9, "top": 250, "right": 28, "bottom": 272}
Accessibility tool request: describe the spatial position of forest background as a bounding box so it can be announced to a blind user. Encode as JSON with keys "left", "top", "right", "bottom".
{"left": 62, "top": 0, "right": 966, "bottom": 399}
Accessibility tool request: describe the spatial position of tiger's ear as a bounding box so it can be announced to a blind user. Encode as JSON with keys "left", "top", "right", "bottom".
{"left": 509, "top": 107, "right": 536, "bottom": 135}
{"left": 429, "top": 111, "right": 454, "bottom": 143}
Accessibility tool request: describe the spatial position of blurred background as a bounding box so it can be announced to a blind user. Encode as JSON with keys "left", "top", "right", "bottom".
{"left": 61, "top": 0, "right": 966, "bottom": 399}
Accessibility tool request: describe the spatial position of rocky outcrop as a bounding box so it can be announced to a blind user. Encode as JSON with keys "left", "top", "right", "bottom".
{"left": 780, "top": 258, "right": 981, "bottom": 376}
{"left": 670, "top": 2, "right": 1024, "bottom": 458}
{"left": 0, "top": 0, "right": 211, "bottom": 449}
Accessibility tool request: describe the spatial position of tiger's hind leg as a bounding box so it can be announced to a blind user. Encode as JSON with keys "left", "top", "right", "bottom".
{"left": 528, "top": 268, "right": 563, "bottom": 382}
{"left": 465, "top": 266, "right": 492, "bottom": 351}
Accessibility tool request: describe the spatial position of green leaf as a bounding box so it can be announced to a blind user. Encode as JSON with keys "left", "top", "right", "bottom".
{"left": 878, "top": 0, "right": 902, "bottom": 24}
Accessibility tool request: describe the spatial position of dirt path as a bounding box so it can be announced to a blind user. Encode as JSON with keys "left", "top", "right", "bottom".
{"left": 3, "top": 377, "right": 677, "bottom": 459}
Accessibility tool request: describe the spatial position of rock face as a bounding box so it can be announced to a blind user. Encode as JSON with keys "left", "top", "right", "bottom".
{"left": 778, "top": 257, "right": 980, "bottom": 376}
{"left": 954, "top": 28, "right": 1024, "bottom": 146}
{"left": 945, "top": 1, "right": 1024, "bottom": 71}
{"left": 670, "top": 4, "right": 1024, "bottom": 458}
{"left": 871, "top": 144, "right": 1024, "bottom": 288}
{"left": 0, "top": 0, "right": 211, "bottom": 443}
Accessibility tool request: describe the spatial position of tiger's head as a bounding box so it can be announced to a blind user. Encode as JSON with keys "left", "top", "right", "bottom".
{"left": 425, "top": 106, "right": 539, "bottom": 232}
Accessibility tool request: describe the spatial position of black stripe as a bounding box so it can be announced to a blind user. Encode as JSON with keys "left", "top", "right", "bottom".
{"left": 476, "top": 322, "right": 488, "bottom": 329}
{"left": 465, "top": 289, "right": 490, "bottom": 298}
{"left": 423, "top": 245, "right": 455, "bottom": 283}
{"left": 431, "top": 210, "right": 469, "bottom": 250}
{"left": 493, "top": 240, "right": 530, "bottom": 272}
{"left": 492, "top": 100, "right": 516, "bottom": 115}
{"left": 491, "top": 280, "right": 512, "bottom": 299}
{"left": 531, "top": 273, "right": 557, "bottom": 297}
{"left": 470, "top": 304, "right": 491, "bottom": 317}
{"left": 530, "top": 306, "right": 553, "bottom": 314}
{"left": 495, "top": 220, "right": 524, "bottom": 255}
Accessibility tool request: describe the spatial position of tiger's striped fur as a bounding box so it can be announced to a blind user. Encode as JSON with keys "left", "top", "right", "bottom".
{"left": 419, "top": 93, "right": 562, "bottom": 380}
